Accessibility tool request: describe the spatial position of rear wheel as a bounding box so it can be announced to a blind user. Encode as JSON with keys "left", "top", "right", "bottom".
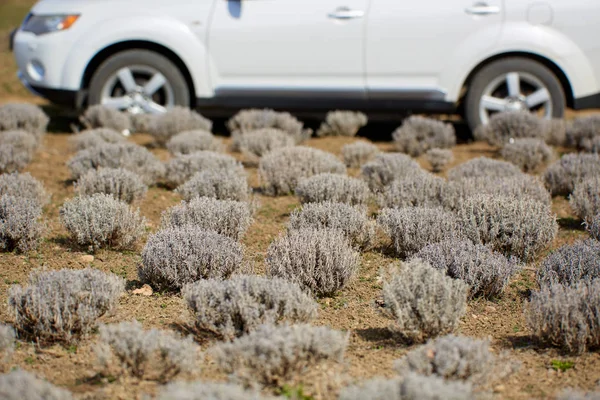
{"left": 464, "top": 57, "right": 565, "bottom": 132}
{"left": 88, "top": 49, "right": 190, "bottom": 114}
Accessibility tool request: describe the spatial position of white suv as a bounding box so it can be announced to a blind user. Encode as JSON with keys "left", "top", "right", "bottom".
{"left": 11, "top": 0, "right": 600, "bottom": 130}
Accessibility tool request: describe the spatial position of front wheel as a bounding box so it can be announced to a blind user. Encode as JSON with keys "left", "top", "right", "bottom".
{"left": 88, "top": 49, "right": 190, "bottom": 115}
{"left": 464, "top": 57, "right": 565, "bottom": 132}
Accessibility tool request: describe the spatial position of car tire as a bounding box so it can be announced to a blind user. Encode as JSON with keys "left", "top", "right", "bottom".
{"left": 464, "top": 57, "right": 565, "bottom": 132}
{"left": 88, "top": 49, "right": 190, "bottom": 113}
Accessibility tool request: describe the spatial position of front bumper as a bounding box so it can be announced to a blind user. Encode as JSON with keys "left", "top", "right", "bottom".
{"left": 12, "top": 28, "right": 86, "bottom": 108}
{"left": 573, "top": 92, "right": 600, "bottom": 110}
{"left": 13, "top": 28, "right": 78, "bottom": 87}
{"left": 29, "top": 81, "right": 86, "bottom": 108}
{"left": 18, "top": 71, "right": 85, "bottom": 108}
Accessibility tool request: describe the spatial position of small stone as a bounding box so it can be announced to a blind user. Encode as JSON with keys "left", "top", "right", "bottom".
{"left": 80, "top": 255, "right": 94, "bottom": 263}
{"left": 486, "top": 305, "right": 497, "bottom": 313}
{"left": 132, "top": 284, "right": 153, "bottom": 296}
{"left": 494, "top": 385, "right": 506, "bottom": 393}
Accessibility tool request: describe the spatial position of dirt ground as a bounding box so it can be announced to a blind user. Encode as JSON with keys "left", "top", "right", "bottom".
{"left": 0, "top": 106, "right": 599, "bottom": 400}
{"left": 2, "top": 1, "right": 600, "bottom": 397}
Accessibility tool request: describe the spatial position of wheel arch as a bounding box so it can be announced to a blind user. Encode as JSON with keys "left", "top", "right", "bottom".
{"left": 81, "top": 40, "right": 196, "bottom": 108}
{"left": 460, "top": 52, "right": 574, "bottom": 108}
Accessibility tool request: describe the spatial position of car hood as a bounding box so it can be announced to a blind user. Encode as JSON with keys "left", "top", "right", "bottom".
{"left": 31, "top": 0, "right": 121, "bottom": 15}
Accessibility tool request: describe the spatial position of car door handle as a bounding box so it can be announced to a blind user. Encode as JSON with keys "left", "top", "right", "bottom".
{"left": 328, "top": 7, "right": 364, "bottom": 20}
{"left": 465, "top": 3, "right": 501, "bottom": 15}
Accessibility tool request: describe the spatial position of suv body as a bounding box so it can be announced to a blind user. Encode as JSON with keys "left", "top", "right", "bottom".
{"left": 11, "top": 0, "right": 600, "bottom": 129}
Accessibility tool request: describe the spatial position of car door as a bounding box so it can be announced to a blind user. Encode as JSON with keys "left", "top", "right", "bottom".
{"left": 207, "top": 0, "right": 369, "bottom": 99}
{"left": 366, "top": 0, "right": 504, "bottom": 102}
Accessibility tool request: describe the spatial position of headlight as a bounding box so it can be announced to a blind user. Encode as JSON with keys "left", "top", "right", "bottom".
{"left": 21, "top": 14, "right": 79, "bottom": 35}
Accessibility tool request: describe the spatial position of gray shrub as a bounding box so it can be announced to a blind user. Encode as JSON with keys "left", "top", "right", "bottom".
{"left": 339, "top": 375, "right": 474, "bottom": 400}
{"left": 566, "top": 114, "right": 600, "bottom": 151}
{"left": 447, "top": 157, "right": 522, "bottom": 181}
{"left": 130, "top": 113, "right": 157, "bottom": 134}
{"left": 342, "top": 141, "right": 380, "bottom": 168}
{"left": 316, "top": 110, "right": 368, "bottom": 137}
{"left": 164, "top": 151, "right": 243, "bottom": 188}
{"left": 361, "top": 152, "right": 424, "bottom": 191}
{"left": 446, "top": 174, "right": 551, "bottom": 210}
{"left": 396, "top": 335, "right": 494, "bottom": 382}
{"left": 69, "top": 128, "right": 125, "bottom": 151}
{"left": 0, "top": 323, "right": 15, "bottom": 361}
{"left": 8, "top": 268, "right": 124, "bottom": 343}
{"left": 161, "top": 196, "right": 252, "bottom": 240}
{"left": 288, "top": 202, "right": 376, "bottom": 249}
{"left": 590, "top": 136, "right": 600, "bottom": 153}
{"left": 426, "top": 148, "right": 454, "bottom": 172}
{"left": 75, "top": 168, "right": 147, "bottom": 204}
{"left": 0, "top": 172, "right": 47, "bottom": 206}
{"left": 413, "top": 239, "right": 520, "bottom": 298}
{"left": 156, "top": 382, "right": 281, "bottom": 400}
{"left": 377, "top": 207, "right": 462, "bottom": 257}
{"left": 0, "top": 103, "right": 49, "bottom": 138}
{"left": 182, "top": 275, "right": 318, "bottom": 340}
{"left": 211, "top": 323, "right": 348, "bottom": 385}
{"left": 235, "top": 128, "right": 296, "bottom": 159}
{"left": 474, "top": 111, "right": 544, "bottom": 146}
{"left": 0, "top": 130, "right": 39, "bottom": 154}
{"left": 544, "top": 153, "right": 600, "bottom": 196}
{"left": 266, "top": 228, "right": 359, "bottom": 297}
{"left": 570, "top": 177, "right": 600, "bottom": 222}
{"left": 525, "top": 280, "right": 600, "bottom": 354}
{"left": 139, "top": 226, "right": 243, "bottom": 291}
{"left": 96, "top": 320, "right": 198, "bottom": 381}
{"left": 60, "top": 193, "right": 146, "bottom": 252}
{"left": 399, "top": 373, "right": 474, "bottom": 400}
{"left": 149, "top": 106, "right": 213, "bottom": 146}
{"left": 258, "top": 146, "right": 346, "bottom": 195}
{"left": 543, "top": 118, "right": 568, "bottom": 147}
{"left": 338, "top": 372, "right": 473, "bottom": 400}
{"left": 80, "top": 105, "right": 131, "bottom": 133}
{"left": 392, "top": 116, "right": 456, "bottom": 156}
{"left": 379, "top": 173, "right": 449, "bottom": 209}
{"left": 339, "top": 378, "right": 403, "bottom": 400}
{"left": 586, "top": 213, "right": 600, "bottom": 240}
{"left": 67, "top": 142, "right": 165, "bottom": 185}
{"left": 381, "top": 260, "right": 469, "bottom": 342}
{"left": 537, "top": 239, "right": 600, "bottom": 287}
{"left": 295, "top": 173, "right": 371, "bottom": 205}
{"left": 0, "top": 370, "right": 73, "bottom": 400}
{"left": 500, "top": 138, "right": 554, "bottom": 172}
{"left": 0, "top": 144, "right": 32, "bottom": 174}
{"left": 175, "top": 168, "right": 249, "bottom": 202}
{"left": 557, "top": 389, "right": 600, "bottom": 400}
{"left": 227, "top": 108, "right": 312, "bottom": 143}
{"left": 166, "top": 130, "right": 223, "bottom": 155}
{"left": 0, "top": 195, "right": 43, "bottom": 253}
{"left": 457, "top": 194, "right": 557, "bottom": 261}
